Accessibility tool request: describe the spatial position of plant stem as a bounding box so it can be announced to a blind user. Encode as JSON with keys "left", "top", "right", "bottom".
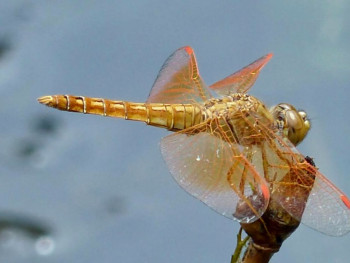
{"left": 231, "top": 228, "right": 249, "bottom": 263}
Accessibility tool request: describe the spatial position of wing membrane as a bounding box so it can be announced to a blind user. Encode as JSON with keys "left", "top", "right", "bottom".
{"left": 148, "top": 47, "right": 350, "bottom": 235}
{"left": 210, "top": 53, "right": 273, "bottom": 95}
{"left": 253, "top": 117, "right": 350, "bottom": 236}
{"left": 301, "top": 168, "right": 350, "bottom": 236}
{"left": 160, "top": 118, "right": 270, "bottom": 223}
{"left": 147, "top": 46, "right": 213, "bottom": 104}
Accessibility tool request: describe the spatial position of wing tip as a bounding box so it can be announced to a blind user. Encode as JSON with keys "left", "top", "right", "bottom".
{"left": 183, "top": 46, "right": 194, "bottom": 55}
{"left": 265, "top": 53, "right": 273, "bottom": 59}
{"left": 261, "top": 183, "right": 270, "bottom": 200}
{"left": 256, "top": 53, "right": 273, "bottom": 69}
{"left": 341, "top": 195, "right": 350, "bottom": 209}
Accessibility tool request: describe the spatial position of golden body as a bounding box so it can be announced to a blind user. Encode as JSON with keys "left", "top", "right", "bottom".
{"left": 38, "top": 46, "right": 350, "bottom": 236}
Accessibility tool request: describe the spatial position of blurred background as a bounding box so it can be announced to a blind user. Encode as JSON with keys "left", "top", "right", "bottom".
{"left": 0, "top": 0, "right": 349, "bottom": 262}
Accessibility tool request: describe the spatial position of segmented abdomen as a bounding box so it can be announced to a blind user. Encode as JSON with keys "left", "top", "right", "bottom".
{"left": 37, "top": 95, "right": 204, "bottom": 131}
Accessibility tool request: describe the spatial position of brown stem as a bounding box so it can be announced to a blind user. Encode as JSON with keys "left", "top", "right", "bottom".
{"left": 241, "top": 241, "right": 276, "bottom": 263}
{"left": 232, "top": 156, "right": 317, "bottom": 262}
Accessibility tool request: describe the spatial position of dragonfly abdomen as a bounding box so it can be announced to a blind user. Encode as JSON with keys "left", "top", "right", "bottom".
{"left": 150, "top": 103, "right": 203, "bottom": 131}
{"left": 37, "top": 95, "right": 129, "bottom": 118}
{"left": 37, "top": 95, "right": 203, "bottom": 130}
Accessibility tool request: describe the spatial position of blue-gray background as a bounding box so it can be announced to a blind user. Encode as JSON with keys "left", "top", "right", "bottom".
{"left": 0, "top": 1, "right": 349, "bottom": 262}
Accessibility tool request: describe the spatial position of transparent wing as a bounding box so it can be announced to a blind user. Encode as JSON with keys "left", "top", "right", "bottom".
{"left": 253, "top": 117, "right": 350, "bottom": 236}
{"left": 160, "top": 118, "right": 270, "bottom": 223}
{"left": 302, "top": 169, "right": 350, "bottom": 236}
{"left": 147, "top": 46, "right": 213, "bottom": 104}
{"left": 209, "top": 53, "right": 273, "bottom": 95}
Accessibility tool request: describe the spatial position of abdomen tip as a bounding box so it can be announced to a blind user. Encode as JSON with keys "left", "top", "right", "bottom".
{"left": 37, "top": 95, "right": 55, "bottom": 107}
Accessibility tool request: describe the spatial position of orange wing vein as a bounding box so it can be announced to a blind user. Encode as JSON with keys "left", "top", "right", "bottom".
{"left": 210, "top": 53, "right": 273, "bottom": 95}
{"left": 160, "top": 117, "right": 270, "bottom": 223}
{"left": 251, "top": 116, "right": 350, "bottom": 236}
{"left": 147, "top": 46, "right": 213, "bottom": 104}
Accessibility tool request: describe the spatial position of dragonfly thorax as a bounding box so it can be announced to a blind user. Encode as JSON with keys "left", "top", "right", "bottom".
{"left": 202, "top": 94, "right": 275, "bottom": 146}
{"left": 203, "top": 93, "right": 267, "bottom": 118}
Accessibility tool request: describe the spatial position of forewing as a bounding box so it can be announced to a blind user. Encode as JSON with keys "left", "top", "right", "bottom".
{"left": 301, "top": 168, "right": 350, "bottom": 236}
{"left": 209, "top": 53, "right": 273, "bottom": 95}
{"left": 160, "top": 118, "right": 270, "bottom": 223}
{"left": 147, "top": 46, "right": 213, "bottom": 104}
{"left": 254, "top": 118, "right": 350, "bottom": 236}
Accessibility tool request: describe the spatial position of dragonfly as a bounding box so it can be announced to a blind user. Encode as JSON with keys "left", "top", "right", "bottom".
{"left": 38, "top": 46, "right": 350, "bottom": 236}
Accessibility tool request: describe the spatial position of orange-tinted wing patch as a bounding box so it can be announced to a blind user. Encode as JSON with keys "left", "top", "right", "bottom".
{"left": 147, "top": 46, "right": 213, "bottom": 104}
{"left": 210, "top": 53, "right": 273, "bottom": 95}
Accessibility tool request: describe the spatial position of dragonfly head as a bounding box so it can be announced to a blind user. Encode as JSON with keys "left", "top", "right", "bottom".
{"left": 270, "top": 103, "right": 311, "bottom": 146}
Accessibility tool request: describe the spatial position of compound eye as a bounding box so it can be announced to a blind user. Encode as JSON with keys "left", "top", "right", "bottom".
{"left": 278, "top": 103, "right": 292, "bottom": 111}
{"left": 298, "top": 111, "right": 307, "bottom": 121}
{"left": 298, "top": 110, "right": 311, "bottom": 130}
{"left": 286, "top": 110, "right": 303, "bottom": 129}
